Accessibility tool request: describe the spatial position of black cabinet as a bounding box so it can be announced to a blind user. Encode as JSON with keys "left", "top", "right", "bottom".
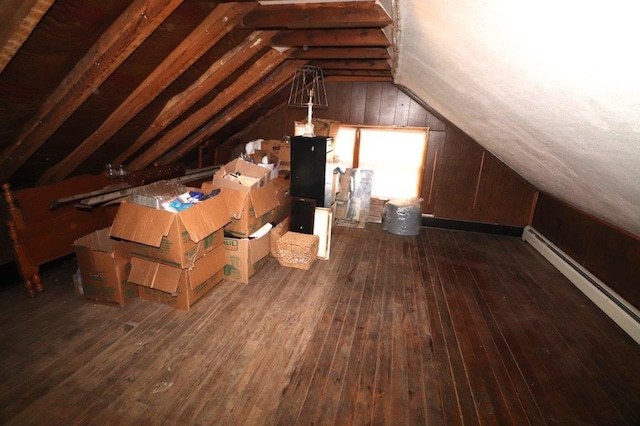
{"left": 290, "top": 136, "right": 334, "bottom": 234}
{"left": 290, "top": 136, "right": 334, "bottom": 207}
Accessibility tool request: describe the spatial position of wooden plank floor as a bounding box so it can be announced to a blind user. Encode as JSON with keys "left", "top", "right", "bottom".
{"left": 1, "top": 224, "right": 638, "bottom": 425}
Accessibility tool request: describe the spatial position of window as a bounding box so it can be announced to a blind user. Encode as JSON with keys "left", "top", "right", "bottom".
{"left": 334, "top": 126, "right": 428, "bottom": 199}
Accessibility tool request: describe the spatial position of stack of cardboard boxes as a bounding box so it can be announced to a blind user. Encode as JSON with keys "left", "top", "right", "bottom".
{"left": 108, "top": 189, "right": 230, "bottom": 310}
{"left": 73, "top": 156, "right": 292, "bottom": 310}
{"left": 202, "top": 158, "right": 290, "bottom": 284}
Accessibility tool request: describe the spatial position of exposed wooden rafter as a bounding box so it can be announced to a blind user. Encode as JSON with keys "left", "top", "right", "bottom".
{"left": 272, "top": 28, "right": 390, "bottom": 47}
{"left": 241, "top": 2, "right": 391, "bottom": 29}
{"left": 114, "top": 30, "right": 275, "bottom": 167}
{"left": 291, "top": 47, "right": 391, "bottom": 60}
{"left": 159, "top": 60, "right": 307, "bottom": 166}
{"left": 0, "top": 0, "right": 54, "bottom": 74}
{"left": 325, "top": 75, "right": 393, "bottom": 83}
{"left": 129, "top": 48, "right": 292, "bottom": 170}
{"left": 0, "top": 0, "right": 185, "bottom": 184}
{"left": 312, "top": 59, "right": 390, "bottom": 70}
{"left": 38, "top": 2, "right": 256, "bottom": 184}
{"left": 0, "top": 1, "right": 397, "bottom": 188}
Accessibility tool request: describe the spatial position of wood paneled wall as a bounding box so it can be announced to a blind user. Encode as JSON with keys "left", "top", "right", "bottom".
{"left": 220, "top": 81, "right": 537, "bottom": 227}
{"left": 532, "top": 193, "right": 640, "bottom": 310}
{"left": 426, "top": 128, "right": 537, "bottom": 226}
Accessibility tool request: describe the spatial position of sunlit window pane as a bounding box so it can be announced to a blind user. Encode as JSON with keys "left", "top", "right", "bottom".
{"left": 358, "top": 128, "right": 427, "bottom": 199}
{"left": 334, "top": 127, "right": 356, "bottom": 168}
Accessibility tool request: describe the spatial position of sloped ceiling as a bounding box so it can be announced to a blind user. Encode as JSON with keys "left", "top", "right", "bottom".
{"left": 393, "top": 0, "right": 640, "bottom": 236}
{"left": 1, "top": 0, "right": 638, "bottom": 237}
{"left": 0, "top": 0, "right": 393, "bottom": 187}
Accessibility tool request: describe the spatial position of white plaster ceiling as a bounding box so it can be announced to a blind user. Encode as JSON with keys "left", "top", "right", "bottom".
{"left": 262, "top": 0, "right": 639, "bottom": 236}
{"left": 393, "top": 0, "right": 640, "bottom": 236}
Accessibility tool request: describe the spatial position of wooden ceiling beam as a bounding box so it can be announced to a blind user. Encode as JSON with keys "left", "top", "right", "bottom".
{"left": 241, "top": 2, "right": 391, "bottom": 29}
{"left": 311, "top": 59, "right": 390, "bottom": 70}
{"left": 323, "top": 69, "right": 393, "bottom": 77}
{"left": 272, "top": 28, "right": 390, "bottom": 47}
{"left": 290, "top": 47, "right": 390, "bottom": 60}
{"left": 129, "top": 49, "right": 292, "bottom": 170}
{"left": 114, "top": 30, "right": 274, "bottom": 166}
{"left": 0, "top": 0, "right": 54, "bottom": 74}
{"left": 39, "top": 2, "right": 256, "bottom": 184}
{"left": 159, "top": 60, "right": 307, "bottom": 166}
{"left": 0, "top": 0, "right": 184, "bottom": 185}
{"left": 326, "top": 75, "right": 393, "bottom": 82}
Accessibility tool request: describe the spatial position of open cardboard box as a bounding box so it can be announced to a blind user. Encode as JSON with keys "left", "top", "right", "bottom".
{"left": 213, "top": 158, "right": 271, "bottom": 190}
{"left": 109, "top": 190, "right": 229, "bottom": 268}
{"left": 223, "top": 231, "right": 271, "bottom": 284}
{"left": 261, "top": 140, "right": 291, "bottom": 171}
{"left": 260, "top": 140, "right": 291, "bottom": 163}
{"left": 202, "top": 181, "right": 280, "bottom": 238}
{"left": 73, "top": 227, "right": 137, "bottom": 307}
{"left": 129, "top": 244, "right": 225, "bottom": 310}
{"left": 249, "top": 150, "right": 281, "bottom": 180}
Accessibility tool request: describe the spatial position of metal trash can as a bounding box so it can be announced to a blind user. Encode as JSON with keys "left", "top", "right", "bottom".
{"left": 383, "top": 198, "right": 422, "bottom": 236}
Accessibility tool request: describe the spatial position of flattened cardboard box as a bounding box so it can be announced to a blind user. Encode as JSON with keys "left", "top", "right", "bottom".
{"left": 202, "top": 181, "right": 279, "bottom": 238}
{"left": 130, "top": 244, "right": 226, "bottom": 310}
{"left": 109, "top": 192, "right": 229, "bottom": 268}
{"left": 73, "top": 227, "right": 136, "bottom": 307}
{"left": 223, "top": 231, "right": 271, "bottom": 284}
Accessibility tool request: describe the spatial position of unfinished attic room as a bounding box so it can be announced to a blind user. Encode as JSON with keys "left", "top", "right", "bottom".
{"left": 2, "top": 0, "right": 640, "bottom": 424}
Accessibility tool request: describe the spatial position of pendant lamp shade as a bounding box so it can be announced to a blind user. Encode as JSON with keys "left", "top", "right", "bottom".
{"left": 288, "top": 66, "right": 328, "bottom": 137}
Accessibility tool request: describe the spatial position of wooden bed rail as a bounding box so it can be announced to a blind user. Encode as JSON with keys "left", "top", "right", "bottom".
{"left": 3, "top": 177, "right": 118, "bottom": 297}
{"left": 1, "top": 163, "right": 208, "bottom": 297}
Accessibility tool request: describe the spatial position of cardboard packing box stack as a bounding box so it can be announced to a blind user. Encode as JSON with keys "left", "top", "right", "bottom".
{"left": 75, "top": 155, "right": 294, "bottom": 308}
{"left": 109, "top": 187, "right": 231, "bottom": 310}
{"left": 203, "top": 158, "right": 291, "bottom": 238}
{"left": 221, "top": 174, "right": 291, "bottom": 283}
{"left": 202, "top": 158, "right": 276, "bottom": 238}
{"left": 202, "top": 158, "right": 292, "bottom": 283}
{"left": 73, "top": 227, "right": 137, "bottom": 307}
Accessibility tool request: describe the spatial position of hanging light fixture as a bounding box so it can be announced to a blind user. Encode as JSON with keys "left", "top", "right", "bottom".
{"left": 287, "top": 66, "right": 328, "bottom": 137}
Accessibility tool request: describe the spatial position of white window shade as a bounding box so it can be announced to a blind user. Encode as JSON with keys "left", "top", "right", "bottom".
{"left": 334, "top": 127, "right": 356, "bottom": 168}
{"left": 358, "top": 128, "right": 427, "bottom": 199}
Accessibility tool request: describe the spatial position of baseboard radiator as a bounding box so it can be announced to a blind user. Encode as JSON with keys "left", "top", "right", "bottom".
{"left": 522, "top": 226, "right": 640, "bottom": 345}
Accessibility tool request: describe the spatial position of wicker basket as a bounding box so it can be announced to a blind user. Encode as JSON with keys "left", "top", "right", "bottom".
{"left": 276, "top": 231, "right": 319, "bottom": 270}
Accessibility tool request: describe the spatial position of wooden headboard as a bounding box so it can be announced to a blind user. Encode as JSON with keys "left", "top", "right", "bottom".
{"left": 3, "top": 174, "right": 119, "bottom": 297}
